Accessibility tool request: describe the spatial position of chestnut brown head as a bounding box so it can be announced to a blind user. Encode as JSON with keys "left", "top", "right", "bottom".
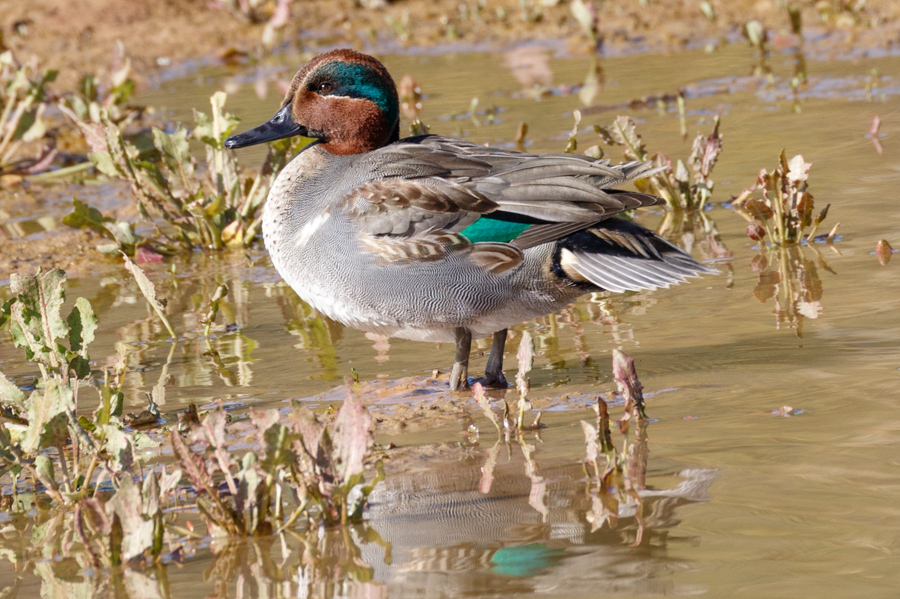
{"left": 225, "top": 49, "right": 400, "bottom": 155}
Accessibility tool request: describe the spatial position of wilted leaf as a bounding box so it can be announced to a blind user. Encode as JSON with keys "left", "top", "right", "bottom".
{"left": 67, "top": 296, "right": 97, "bottom": 361}
{"left": 745, "top": 198, "right": 774, "bottom": 221}
{"left": 0, "top": 371, "right": 26, "bottom": 414}
{"left": 875, "top": 239, "right": 893, "bottom": 266}
{"left": 22, "top": 378, "right": 73, "bottom": 453}
{"left": 63, "top": 197, "right": 116, "bottom": 240}
{"left": 612, "top": 349, "right": 643, "bottom": 409}
{"left": 153, "top": 127, "right": 198, "bottom": 199}
{"left": 746, "top": 223, "right": 766, "bottom": 241}
{"left": 288, "top": 402, "right": 327, "bottom": 472}
{"left": 88, "top": 149, "right": 122, "bottom": 178}
{"left": 251, "top": 409, "right": 294, "bottom": 471}
{"left": 103, "top": 424, "right": 135, "bottom": 472}
{"left": 333, "top": 391, "right": 373, "bottom": 482}
{"left": 193, "top": 92, "right": 240, "bottom": 149}
{"left": 570, "top": 0, "right": 598, "bottom": 41}
{"left": 786, "top": 154, "right": 812, "bottom": 185}
{"left": 121, "top": 252, "right": 176, "bottom": 339}
{"left": 10, "top": 270, "right": 69, "bottom": 361}
{"left": 743, "top": 20, "right": 767, "bottom": 48}
{"left": 106, "top": 476, "right": 155, "bottom": 562}
{"left": 473, "top": 382, "right": 501, "bottom": 433}
{"left": 170, "top": 429, "right": 215, "bottom": 493}
{"left": 159, "top": 468, "right": 182, "bottom": 495}
{"left": 21, "top": 105, "right": 47, "bottom": 143}
{"left": 674, "top": 159, "right": 690, "bottom": 185}
{"left": 34, "top": 455, "right": 56, "bottom": 489}
{"left": 565, "top": 110, "right": 581, "bottom": 153}
{"left": 125, "top": 410, "right": 160, "bottom": 428}
{"left": 142, "top": 470, "right": 161, "bottom": 518}
{"left": 596, "top": 116, "right": 646, "bottom": 161}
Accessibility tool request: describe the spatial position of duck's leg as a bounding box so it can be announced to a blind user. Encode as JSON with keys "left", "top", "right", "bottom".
{"left": 449, "top": 327, "right": 472, "bottom": 391}
{"left": 478, "top": 329, "right": 509, "bottom": 388}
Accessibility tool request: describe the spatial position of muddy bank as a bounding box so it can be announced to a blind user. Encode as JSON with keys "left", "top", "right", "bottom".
{"left": 4, "top": 0, "right": 899, "bottom": 90}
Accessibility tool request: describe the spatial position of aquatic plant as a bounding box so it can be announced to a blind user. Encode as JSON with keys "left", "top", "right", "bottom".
{"left": 66, "top": 91, "right": 305, "bottom": 251}
{"left": 733, "top": 151, "right": 831, "bottom": 246}
{"left": 1, "top": 267, "right": 383, "bottom": 550}
{"left": 174, "top": 391, "right": 382, "bottom": 534}
{"left": 0, "top": 268, "right": 134, "bottom": 506}
{"left": 0, "top": 50, "right": 57, "bottom": 176}
{"left": 596, "top": 115, "right": 724, "bottom": 211}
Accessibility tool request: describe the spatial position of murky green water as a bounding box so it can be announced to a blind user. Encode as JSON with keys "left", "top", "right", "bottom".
{"left": 3, "top": 41, "right": 900, "bottom": 596}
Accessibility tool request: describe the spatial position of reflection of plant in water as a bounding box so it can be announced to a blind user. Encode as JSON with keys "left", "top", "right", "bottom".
{"left": 271, "top": 283, "right": 342, "bottom": 379}
{"left": 474, "top": 332, "right": 549, "bottom": 518}
{"left": 742, "top": 19, "right": 771, "bottom": 77}
{"left": 203, "top": 527, "right": 388, "bottom": 599}
{"left": 582, "top": 350, "right": 648, "bottom": 540}
{"left": 750, "top": 245, "right": 829, "bottom": 336}
{"left": 1, "top": 518, "right": 388, "bottom": 599}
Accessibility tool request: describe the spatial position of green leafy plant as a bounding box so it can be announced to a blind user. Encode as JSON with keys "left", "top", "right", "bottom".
{"left": 1, "top": 267, "right": 385, "bottom": 565}
{"left": 0, "top": 50, "right": 57, "bottom": 175}
{"left": 173, "top": 391, "right": 382, "bottom": 535}
{"left": 0, "top": 268, "right": 136, "bottom": 507}
{"left": 66, "top": 91, "right": 305, "bottom": 251}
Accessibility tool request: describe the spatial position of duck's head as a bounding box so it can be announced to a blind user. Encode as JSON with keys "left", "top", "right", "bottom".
{"left": 225, "top": 49, "right": 400, "bottom": 155}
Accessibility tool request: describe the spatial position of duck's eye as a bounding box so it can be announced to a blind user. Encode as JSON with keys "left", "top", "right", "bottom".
{"left": 318, "top": 81, "right": 333, "bottom": 94}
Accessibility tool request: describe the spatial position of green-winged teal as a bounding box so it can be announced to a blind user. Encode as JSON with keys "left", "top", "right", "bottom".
{"left": 226, "top": 49, "right": 713, "bottom": 390}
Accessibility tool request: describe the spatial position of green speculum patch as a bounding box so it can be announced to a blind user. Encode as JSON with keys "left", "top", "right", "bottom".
{"left": 460, "top": 217, "right": 532, "bottom": 243}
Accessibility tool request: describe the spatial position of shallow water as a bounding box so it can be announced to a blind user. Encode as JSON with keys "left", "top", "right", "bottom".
{"left": 3, "top": 41, "right": 900, "bottom": 596}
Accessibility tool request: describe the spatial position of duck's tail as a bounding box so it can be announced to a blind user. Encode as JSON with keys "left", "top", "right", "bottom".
{"left": 553, "top": 218, "right": 716, "bottom": 293}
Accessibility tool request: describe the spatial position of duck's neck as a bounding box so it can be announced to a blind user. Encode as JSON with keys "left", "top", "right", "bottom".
{"left": 263, "top": 144, "right": 347, "bottom": 254}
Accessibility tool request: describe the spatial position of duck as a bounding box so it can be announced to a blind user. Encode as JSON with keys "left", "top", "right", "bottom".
{"left": 225, "top": 49, "right": 714, "bottom": 391}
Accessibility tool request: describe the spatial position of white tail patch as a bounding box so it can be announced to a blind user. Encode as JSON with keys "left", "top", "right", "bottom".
{"left": 559, "top": 249, "right": 588, "bottom": 282}
{"left": 295, "top": 212, "right": 330, "bottom": 247}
